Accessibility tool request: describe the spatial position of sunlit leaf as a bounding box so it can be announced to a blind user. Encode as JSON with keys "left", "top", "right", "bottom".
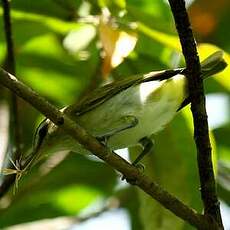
{"left": 63, "top": 24, "right": 96, "bottom": 54}
{"left": 182, "top": 107, "right": 218, "bottom": 175}
{"left": 115, "top": 0, "right": 126, "bottom": 9}
{"left": 0, "top": 9, "right": 78, "bottom": 35}
{"left": 99, "top": 13, "right": 137, "bottom": 77}
{"left": 215, "top": 125, "right": 230, "bottom": 162}
{"left": 98, "top": 0, "right": 126, "bottom": 9}
{"left": 16, "top": 33, "right": 99, "bottom": 105}
{"left": 137, "top": 22, "right": 180, "bottom": 51}
{"left": 54, "top": 185, "right": 102, "bottom": 214}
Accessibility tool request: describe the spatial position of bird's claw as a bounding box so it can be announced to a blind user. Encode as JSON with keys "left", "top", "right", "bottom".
{"left": 121, "top": 163, "right": 145, "bottom": 183}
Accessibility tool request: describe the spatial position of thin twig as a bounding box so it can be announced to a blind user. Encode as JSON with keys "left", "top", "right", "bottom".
{"left": 167, "top": 0, "right": 223, "bottom": 229}
{"left": 2, "top": 0, "right": 15, "bottom": 74}
{"left": 1, "top": 0, "right": 22, "bottom": 197}
{"left": 0, "top": 68, "right": 211, "bottom": 229}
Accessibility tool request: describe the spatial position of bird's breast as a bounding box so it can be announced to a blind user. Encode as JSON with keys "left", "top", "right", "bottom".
{"left": 79, "top": 74, "right": 187, "bottom": 150}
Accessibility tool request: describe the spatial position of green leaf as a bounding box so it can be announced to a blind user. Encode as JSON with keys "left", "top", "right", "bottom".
{"left": 137, "top": 22, "right": 180, "bottom": 51}
{"left": 10, "top": 0, "right": 78, "bottom": 20}
{"left": 130, "top": 109, "right": 202, "bottom": 230}
{"left": 63, "top": 24, "right": 96, "bottom": 54}
{"left": 0, "top": 154, "right": 117, "bottom": 227}
{"left": 16, "top": 33, "right": 99, "bottom": 105}
{"left": 215, "top": 125, "right": 230, "bottom": 162}
{"left": 217, "top": 162, "right": 230, "bottom": 205}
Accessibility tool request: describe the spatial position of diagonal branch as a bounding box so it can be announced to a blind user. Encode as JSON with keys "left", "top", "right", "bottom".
{"left": 167, "top": 0, "right": 223, "bottom": 228}
{"left": 0, "top": 68, "right": 210, "bottom": 229}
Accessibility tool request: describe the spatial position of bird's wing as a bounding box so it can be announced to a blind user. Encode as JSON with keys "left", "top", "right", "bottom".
{"left": 65, "top": 69, "right": 182, "bottom": 116}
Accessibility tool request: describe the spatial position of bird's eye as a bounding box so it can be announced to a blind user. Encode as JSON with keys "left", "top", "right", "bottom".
{"left": 33, "top": 119, "right": 49, "bottom": 152}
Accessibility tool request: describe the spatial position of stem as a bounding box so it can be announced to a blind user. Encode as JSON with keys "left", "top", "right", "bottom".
{"left": 2, "top": 0, "right": 15, "bottom": 74}
{"left": 1, "top": 0, "right": 22, "bottom": 196}
{"left": 167, "top": 0, "right": 223, "bottom": 228}
{"left": 0, "top": 68, "right": 210, "bottom": 229}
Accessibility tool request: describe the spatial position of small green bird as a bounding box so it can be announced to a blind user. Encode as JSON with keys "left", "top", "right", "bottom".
{"left": 28, "top": 51, "right": 226, "bottom": 169}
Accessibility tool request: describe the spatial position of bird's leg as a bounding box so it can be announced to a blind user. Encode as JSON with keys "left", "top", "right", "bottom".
{"left": 96, "top": 115, "right": 138, "bottom": 145}
{"left": 132, "top": 137, "right": 154, "bottom": 166}
{"left": 122, "top": 137, "right": 154, "bottom": 182}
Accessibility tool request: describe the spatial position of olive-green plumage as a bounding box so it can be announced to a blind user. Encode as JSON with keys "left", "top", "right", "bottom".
{"left": 29, "top": 51, "right": 226, "bottom": 168}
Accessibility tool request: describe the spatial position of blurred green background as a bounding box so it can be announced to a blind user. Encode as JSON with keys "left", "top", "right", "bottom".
{"left": 0, "top": 0, "right": 229, "bottom": 229}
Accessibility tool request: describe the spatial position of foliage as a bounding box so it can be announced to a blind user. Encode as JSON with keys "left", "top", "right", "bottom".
{"left": 0, "top": 0, "right": 229, "bottom": 229}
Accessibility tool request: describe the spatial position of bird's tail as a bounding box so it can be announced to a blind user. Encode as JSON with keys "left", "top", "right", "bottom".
{"left": 200, "top": 51, "right": 227, "bottom": 79}
{"left": 177, "top": 51, "right": 227, "bottom": 111}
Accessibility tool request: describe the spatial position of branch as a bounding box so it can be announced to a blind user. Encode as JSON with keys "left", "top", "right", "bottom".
{"left": 167, "top": 0, "right": 223, "bottom": 228}
{"left": 0, "top": 69, "right": 210, "bottom": 229}
{"left": 2, "top": 0, "right": 15, "bottom": 74}
{"left": 1, "top": 0, "right": 22, "bottom": 196}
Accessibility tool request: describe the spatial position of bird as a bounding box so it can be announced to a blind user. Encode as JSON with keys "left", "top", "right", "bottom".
{"left": 24, "top": 51, "right": 227, "bottom": 170}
